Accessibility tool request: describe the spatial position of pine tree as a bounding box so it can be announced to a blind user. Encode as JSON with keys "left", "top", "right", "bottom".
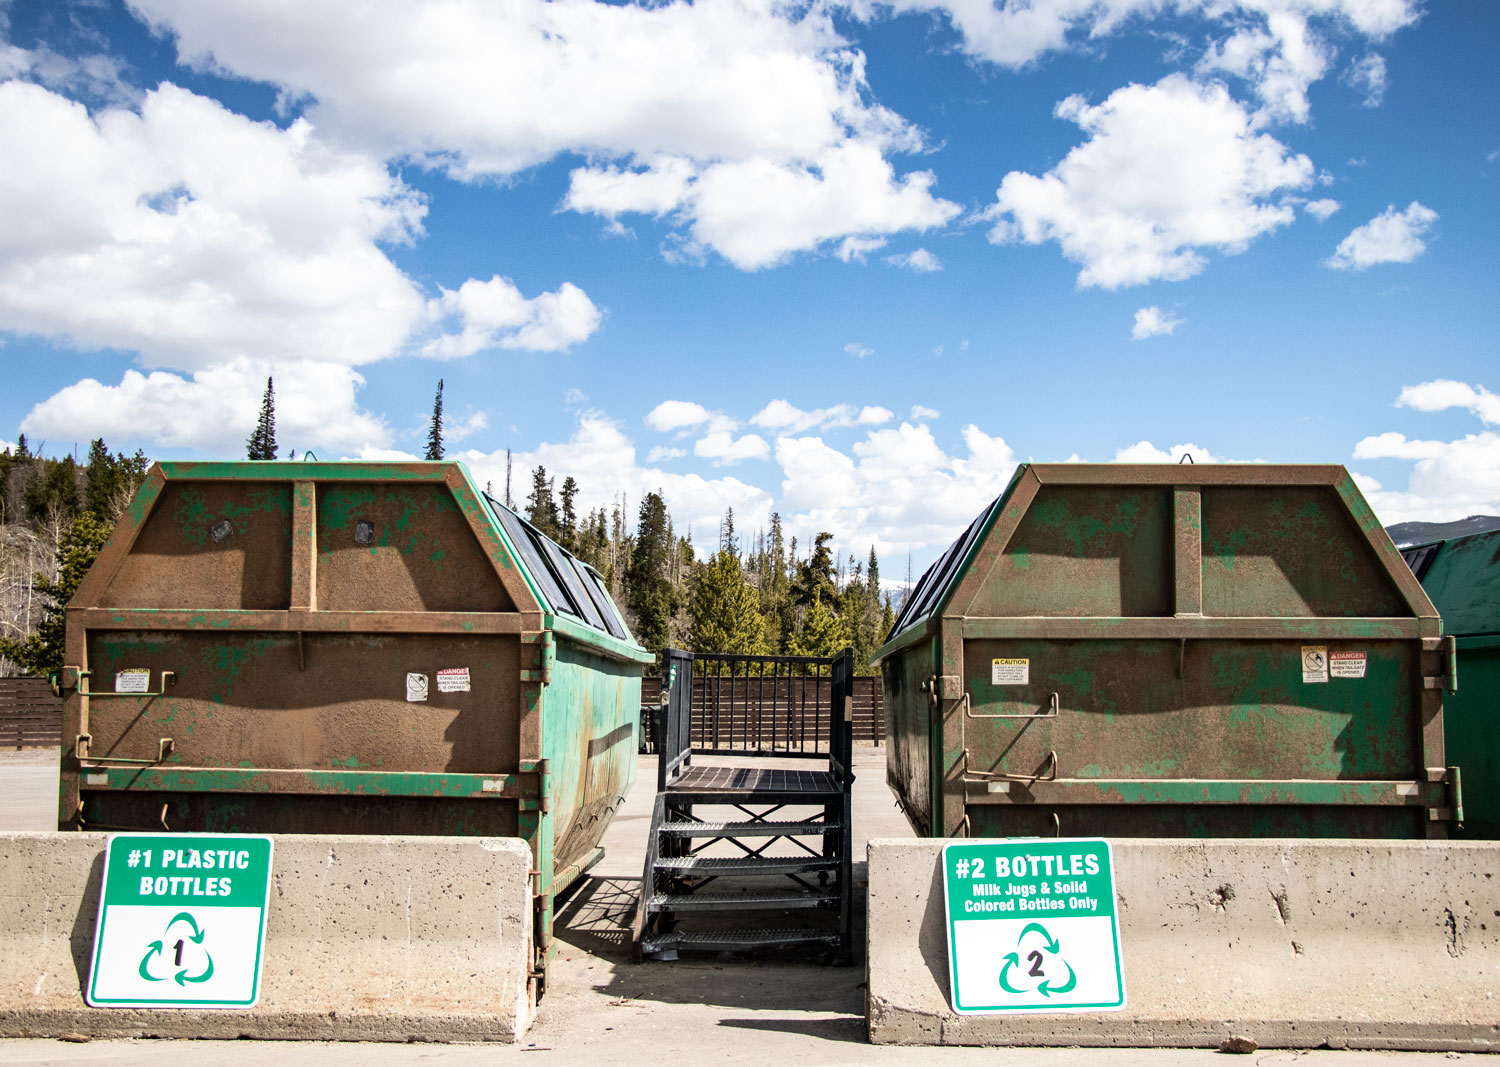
{"left": 786, "top": 589, "right": 851, "bottom": 658}
{"left": 688, "top": 546, "right": 766, "bottom": 656}
{"left": 425, "top": 379, "right": 445, "bottom": 460}
{"left": 626, "top": 491, "right": 675, "bottom": 658}
{"left": 525, "top": 466, "right": 560, "bottom": 539}
{"left": 247, "top": 377, "right": 278, "bottom": 460}
{"left": 559, "top": 476, "right": 579, "bottom": 550}
{"left": 793, "top": 531, "right": 838, "bottom": 609}
{"left": 0, "top": 511, "right": 111, "bottom": 675}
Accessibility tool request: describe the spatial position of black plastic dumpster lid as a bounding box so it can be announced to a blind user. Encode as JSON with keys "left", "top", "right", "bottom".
{"left": 484, "top": 494, "right": 633, "bottom": 642}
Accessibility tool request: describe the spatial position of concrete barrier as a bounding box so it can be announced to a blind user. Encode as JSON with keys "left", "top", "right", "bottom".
{"left": 867, "top": 838, "right": 1500, "bottom": 1052}
{"left": 0, "top": 832, "right": 533, "bottom": 1042}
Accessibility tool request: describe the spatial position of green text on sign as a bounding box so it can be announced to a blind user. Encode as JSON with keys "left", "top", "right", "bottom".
{"left": 87, "top": 834, "right": 274, "bottom": 1009}
{"left": 942, "top": 838, "right": 1125, "bottom": 1015}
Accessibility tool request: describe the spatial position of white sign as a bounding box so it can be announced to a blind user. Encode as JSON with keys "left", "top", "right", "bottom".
{"left": 1301, "top": 646, "right": 1328, "bottom": 684}
{"left": 943, "top": 839, "right": 1125, "bottom": 1015}
{"left": 436, "top": 667, "right": 471, "bottom": 693}
{"left": 115, "top": 669, "right": 151, "bottom": 693}
{"left": 1330, "top": 651, "right": 1367, "bottom": 679}
{"left": 88, "top": 834, "right": 273, "bottom": 1009}
{"left": 405, "top": 672, "right": 428, "bottom": 702}
{"left": 992, "top": 659, "right": 1030, "bottom": 685}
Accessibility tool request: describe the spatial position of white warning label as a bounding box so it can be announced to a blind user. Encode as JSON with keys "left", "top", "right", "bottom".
{"left": 405, "top": 672, "right": 429, "bottom": 702}
{"left": 1301, "top": 646, "right": 1328, "bottom": 684}
{"left": 115, "top": 669, "right": 151, "bottom": 693}
{"left": 436, "top": 667, "right": 471, "bottom": 693}
{"left": 992, "top": 659, "right": 1030, "bottom": 685}
{"left": 1330, "top": 651, "right": 1367, "bottom": 679}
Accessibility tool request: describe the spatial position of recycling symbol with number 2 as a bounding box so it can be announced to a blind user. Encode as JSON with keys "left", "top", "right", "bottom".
{"left": 137, "top": 912, "right": 214, "bottom": 986}
{"left": 999, "top": 922, "right": 1076, "bottom": 997}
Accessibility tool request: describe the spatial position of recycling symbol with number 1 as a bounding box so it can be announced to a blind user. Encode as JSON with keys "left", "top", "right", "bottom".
{"left": 137, "top": 912, "right": 215, "bottom": 986}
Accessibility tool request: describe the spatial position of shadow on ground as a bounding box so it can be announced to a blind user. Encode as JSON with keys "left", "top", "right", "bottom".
{"left": 552, "top": 873, "right": 869, "bottom": 1026}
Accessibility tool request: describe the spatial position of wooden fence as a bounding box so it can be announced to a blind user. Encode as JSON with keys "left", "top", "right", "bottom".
{"left": 0, "top": 677, "right": 63, "bottom": 749}
{"left": 640, "top": 674, "right": 885, "bottom": 746}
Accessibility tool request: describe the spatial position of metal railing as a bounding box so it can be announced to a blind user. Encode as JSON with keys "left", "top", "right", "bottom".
{"left": 657, "top": 648, "right": 855, "bottom": 790}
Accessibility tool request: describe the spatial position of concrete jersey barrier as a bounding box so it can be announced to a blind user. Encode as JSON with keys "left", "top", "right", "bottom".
{"left": 867, "top": 838, "right": 1500, "bottom": 1052}
{"left": 0, "top": 832, "right": 533, "bottom": 1042}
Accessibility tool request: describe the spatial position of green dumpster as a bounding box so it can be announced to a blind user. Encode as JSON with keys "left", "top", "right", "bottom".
{"left": 874, "top": 463, "right": 1457, "bottom": 840}
{"left": 1403, "top": 528, "right": 1500, "bottom": 838}
{"left": 55, "top": 460, "right": 652, "bottom": 996}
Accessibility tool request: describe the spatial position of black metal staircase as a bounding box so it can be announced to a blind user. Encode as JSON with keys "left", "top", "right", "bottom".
{"left": 633, "top": 648, "right": 855, "bottom": 961}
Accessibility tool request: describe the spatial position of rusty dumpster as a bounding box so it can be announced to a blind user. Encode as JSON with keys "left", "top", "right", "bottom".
{"left": 873, "top": 463, "right": 1457, "bottom": 839}
{"left": 55, "top": 460, "right": 651, "bottom": 995}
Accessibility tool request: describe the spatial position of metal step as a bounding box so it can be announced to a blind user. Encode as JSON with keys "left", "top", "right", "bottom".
{"left": 647, "top": 887, "right": 838, "bottom": 912}
{"left": 642, "top": 928, "right": 842, "bottom": 954}
{"left": 653, "top": 855, "right": 838, "bottom": 877}
{"left": 659, "top": 819, "right": 840, "bottom": 838}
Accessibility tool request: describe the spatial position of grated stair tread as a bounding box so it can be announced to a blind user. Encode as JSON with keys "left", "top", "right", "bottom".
{"left": 659, "top": 819, "right": 840, "bottom": 838}
{"left": 643, "top": 928, "right": 842, "bottom": 953}
{"left": 647, "top": 888, "right": 838, "bottom": 911}
{"left": 653, "top": 855, "right": 838, "bottom": 876}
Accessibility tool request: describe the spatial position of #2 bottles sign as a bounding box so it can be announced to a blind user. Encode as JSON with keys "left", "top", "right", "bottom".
{"left": 942, "top": 838, "right": 1125, "bottom": 1015}
{"left": 87, "top": 834, "right": 273, "bottom": 1009}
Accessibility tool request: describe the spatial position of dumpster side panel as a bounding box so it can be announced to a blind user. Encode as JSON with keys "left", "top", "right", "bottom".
{"left": 882, "top": 637, "right": 934, "bottom": 836}
{"left": 971, "top": 486, "right": 1173, "bottom": 617}
{"left": 545, "top": 639, "right": 641, "bottom": 879}
{"left": 1202, "top": 486, "right": 1408, "bottom": 617}
{"left": 316, "top": 482, "right": 514, "bottom": 612}
{"left": 1446, "top": 638, "right": 1500, "bottom": 840}
{"left": 97, "top": 482, "right": 293, "bottom": 609}
{"left": 960, "top": 637, "right": 1421, "bottom": 781}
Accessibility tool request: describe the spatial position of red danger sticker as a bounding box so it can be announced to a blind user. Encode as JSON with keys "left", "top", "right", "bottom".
{"left": 1329, "top": 651, "right": 1367, "bottom": 679}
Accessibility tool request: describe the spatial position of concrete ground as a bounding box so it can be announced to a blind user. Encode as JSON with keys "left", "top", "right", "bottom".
{"left": 0, "top": 749, "right": 1482, "bottom": 1064}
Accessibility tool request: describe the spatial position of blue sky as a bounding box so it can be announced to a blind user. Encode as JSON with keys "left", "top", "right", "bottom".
{"left": 1, "top": 0, "right": 1496, "bottom": 575}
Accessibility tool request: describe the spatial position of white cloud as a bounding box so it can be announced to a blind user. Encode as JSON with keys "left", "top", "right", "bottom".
{"left": 837, "top": 235, "right": 887, "bottom": 263}
{"left": 646, "top": 445, "right": 687, "bottom": 462}
{"left": 1342, "top": 52, "right": 1388, "bottom": 108}
{"left": 0, "top": 81, "right": 430, "bottom": 371}
{"left": 21, "top": 359, "right": 389, "bottom": 456}
{"left": 859, "top": 406, "right": 895, "bottom": 425}
{"left": 695, "top": 430, "right": 771, "bottom": 465}
{"left": 134, "top": 0, "right": 958, "bottom": 270}
{"left": 444, "top": 409, "right": 489, "bottom": 444}
{"left": 879, "top": 1, "right": 1417, "bottom": 122}
{"left": 750, "top": 399, "right": 872, "bottom": 433}
{"left": 645, "top": 400, "right": 736, "bottom": 435}
{"left": 1305, "top": 198, "right": 1341, "bottom": 221}
{"left": 909, "top": 405, "right": 940, "bottom": 420}
{"left": 987, "top": 75, "right": 1314, "bottom": 289}
{"left": 774, "top": 422, "right": 1018, "bottom": 560}
{"left": 1324, "top": 201, "right": 1438, "bottom": 270}
{"left": 422, "top": 276, "right": 603, "bottom": 357}
{"left": 844, "top": 342, "right": 874, "bottom": 359}
{"left": 1114, "top": 440, "right": 1221, "bottom": 463}
{"left": 1395, "top": 379, "right": 1500, "bottom": 426}
{"left": 885, "top": 248, "right": 941, "bottom": 271}
{"left": 1131, "top": 306, "right": 1183, "bottom": 339}
{"left": 1348, "top": 380, "right": 1500, "bottom": 525}
{"left": 575, "top": 141, "right": 959, "bottom": 270}
{"left": 460, "top": 411, "right": 775, "bottom": 553}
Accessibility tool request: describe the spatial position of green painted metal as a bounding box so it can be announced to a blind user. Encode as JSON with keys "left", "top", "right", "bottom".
{"left": 876, "top": 464, "right": 1446, "bottom": 840}
{"left": 80, "top": 766, "right": 532, "bottom": 799}
{"left": 1409, "top": 529, "right": 1500, "bottom": 839}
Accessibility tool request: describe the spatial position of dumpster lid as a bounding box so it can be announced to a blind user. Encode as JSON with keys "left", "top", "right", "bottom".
{"left": 484, "top": 493, "right": 635, "bottom": 643}
{"left": 1408, "top": 528, "right": 1500, "bottom": 637}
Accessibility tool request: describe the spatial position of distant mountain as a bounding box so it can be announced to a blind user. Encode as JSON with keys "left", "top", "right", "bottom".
{"left": 1385, "top": 515, "right": 1500, "bottom": 547}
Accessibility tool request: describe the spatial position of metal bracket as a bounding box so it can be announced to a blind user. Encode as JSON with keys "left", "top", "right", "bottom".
{"left": 79, "top": 737, "right": 175, "bottom": 766}
{"left": 962, "top": 747, "right": 1059, "bottom": 784}
{"left": 964, "top": 691, "right": 1059, "bottom": 719}
{"left": 1448, "top": 764, "right": 1464, "bottom": 827}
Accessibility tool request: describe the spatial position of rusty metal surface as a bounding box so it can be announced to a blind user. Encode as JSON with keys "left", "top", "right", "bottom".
{"left": 876, "top": 463, "right": 1449, "bottom": 840}
{"left": 58, "top": 460, "right": 651, "bottom": 997}
{"left": 97, "top": 481, "right": 293, "bottom": 610}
